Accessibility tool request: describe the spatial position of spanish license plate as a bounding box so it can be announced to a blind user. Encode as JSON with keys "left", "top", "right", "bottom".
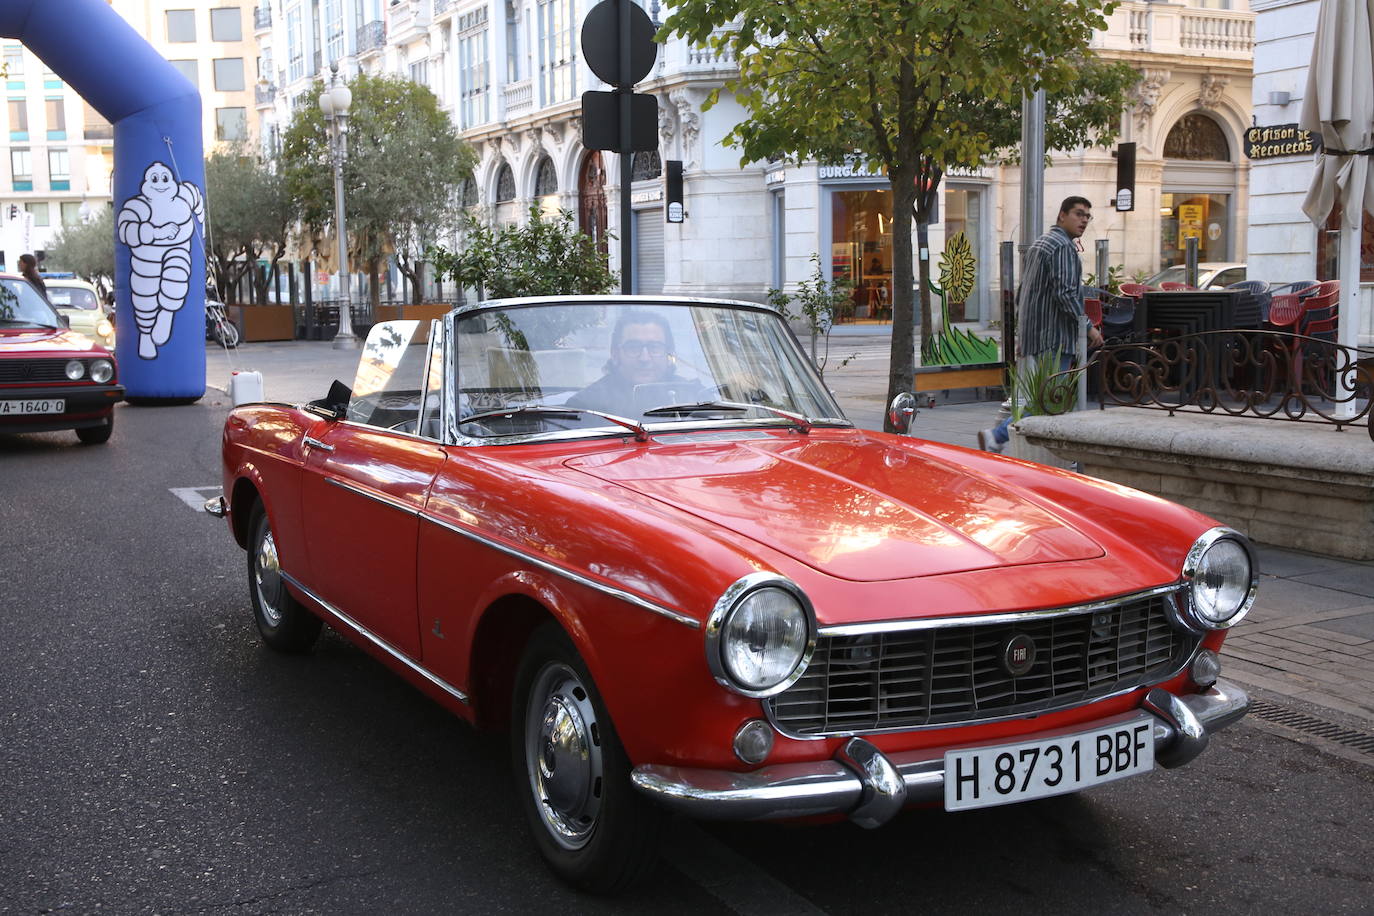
{"left": 944, "top": 716, "right": 1154, "bottom": 811}
{"left": 0, "top": 398, "right": 64, "bottom": 415}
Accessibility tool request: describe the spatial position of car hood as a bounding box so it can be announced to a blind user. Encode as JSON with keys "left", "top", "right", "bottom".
{"left": 0, "top": 327, "right": 106, "bottom": 355}
{"left": 564, "top": 432, "right": 1104, "bottom": 583}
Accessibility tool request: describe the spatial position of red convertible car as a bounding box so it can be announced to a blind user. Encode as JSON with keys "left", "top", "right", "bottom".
{"left": 210, "top": 297, "right": 1255, "bottom": 892}
{"left": 0, "top": 273, "right": 122, "bottom": 444}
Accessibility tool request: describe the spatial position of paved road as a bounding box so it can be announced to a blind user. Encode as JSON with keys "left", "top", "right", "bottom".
{"left": 2, "top": 352, "right": 1372, "bottom": 914}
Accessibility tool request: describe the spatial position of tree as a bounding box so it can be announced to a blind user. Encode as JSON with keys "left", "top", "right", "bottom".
{"left": 279, "top": 72, "right": 475, "bottom": 307}
{"left": 204, "top": 143, "right": 293, "bottom": 304}
{"left": 429, "top": 206, "right": 615, "bottom": 301}
{"left": 47, "top": 206, "right": 115, "bottom": 293}
{"left": 662, "top": 0, "right": 1134, "bottom": 431}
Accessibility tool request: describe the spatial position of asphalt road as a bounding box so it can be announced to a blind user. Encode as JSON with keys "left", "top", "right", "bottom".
{"left": 2, "top": 383, "right": 1372, "bottom": 915}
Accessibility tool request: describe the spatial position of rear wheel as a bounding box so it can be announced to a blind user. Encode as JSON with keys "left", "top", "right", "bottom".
{"left": 246, "top": 503, "right": 321, "bottom": 653}
{"left": 75, "top": 413, "right": 113, "bottom": 445}
{"left": 214, "top": 318, "right": 241, "bottom": 348}
{"left": 511, "top": 625, "right": 662, "bottom": 893}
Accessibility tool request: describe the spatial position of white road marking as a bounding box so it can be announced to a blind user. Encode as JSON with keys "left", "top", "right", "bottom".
{"left": 666, "top": 822, "right": 829, "bottom": 915}
{"left": 170, "top": 486, "right": 221, "bottom": 512}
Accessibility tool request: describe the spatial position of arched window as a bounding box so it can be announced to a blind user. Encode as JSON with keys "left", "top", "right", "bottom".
{"left": 1163, "top": 114, "right": 1230, "bottom": 161}
{"left": 534, "top": 156, "right": 557, "bottom": 196}
{"left": 631, "top": 151, "right": 661, "bottom": 181}
{"left": 460, "top": 177, "right": 478, "bottom": 208}
{"left": 495, "top": 163, "right": 515, "bottom": 202}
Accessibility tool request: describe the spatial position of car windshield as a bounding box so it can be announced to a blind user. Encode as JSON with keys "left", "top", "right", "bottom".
{"left": 0, "top": 278, "right": 61, "bottom": 327}
{"left": 452, "top": 300, "right": 847, "bottom": 440}
{"left": 48, "top": 286, "right": 100, "bottom": 310}
{"left": 1146, "top": 266, "right": 1190, "bottom": 286}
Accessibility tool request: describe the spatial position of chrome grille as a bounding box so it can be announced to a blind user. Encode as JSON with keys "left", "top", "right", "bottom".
{"left": 768, "top": 591, "right": 1197, "bottom": 736}
{"left": 0, "top": 359, "right": 69, "bottom": 384}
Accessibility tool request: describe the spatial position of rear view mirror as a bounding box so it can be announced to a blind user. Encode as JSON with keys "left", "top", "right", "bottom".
{"left": 887, "top": 392, "right": 917, "bottom": 435}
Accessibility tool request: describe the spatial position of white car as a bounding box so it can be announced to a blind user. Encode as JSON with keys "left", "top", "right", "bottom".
{"left": 45, "top": 278, "right": 116, "bottom": 351}
{"left": 1145, "top": 263, "right": 1247, "bottom": 290}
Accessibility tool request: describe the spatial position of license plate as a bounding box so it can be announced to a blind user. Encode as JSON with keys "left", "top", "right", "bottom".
{"left": 944, "top": 716, "right": 1154, "bottom": 811}
{"left": 0, "top": 398, "right": 65, "bottom": 415}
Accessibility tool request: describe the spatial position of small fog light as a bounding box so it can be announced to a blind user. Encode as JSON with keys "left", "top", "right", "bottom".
{"left": 65, "top": 359, "right": 85, "bottom": 380}
{"left": 1191, "top": 649, "right": 1221, "bottom": 688}
{"left": 733, "top": 719, "right": 775, "bottom": 765}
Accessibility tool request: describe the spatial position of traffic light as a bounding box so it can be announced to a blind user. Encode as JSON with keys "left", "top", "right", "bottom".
{"left": 7, "top": 204, "right": 17, "bottom": 220}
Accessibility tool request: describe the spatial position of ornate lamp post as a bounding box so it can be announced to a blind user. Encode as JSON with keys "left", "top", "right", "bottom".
{"left": 318, "top": 64, "right": 358, "bottom": 349}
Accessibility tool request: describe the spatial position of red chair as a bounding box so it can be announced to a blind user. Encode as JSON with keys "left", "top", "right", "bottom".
{"left": 1265, "top": 293, "right": 1304, "bottom": 330}
{"left": 1159, "top": 281, "right": 1196, "bottom": 291}
{"left": 1084, "top": 298, "right": 1103, "bottom": 327}
{"left": 1118, "top": 283, "right": 1151, "bottom": 299}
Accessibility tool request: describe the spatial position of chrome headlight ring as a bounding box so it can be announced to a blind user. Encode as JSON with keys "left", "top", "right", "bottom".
{"left": 1180, "top": 527, "right": 1258, "bottom": 631}
{"left": 89, "top": 359, "right": 115, "bottom": 384}
{"left": 705, "top": 572, "right": 816, "bottom": 698}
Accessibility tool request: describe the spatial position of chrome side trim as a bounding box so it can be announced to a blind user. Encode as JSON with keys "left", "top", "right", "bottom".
{"left": 631, "top": 680, "right": 1250, "bottom": 826}
{"left": 280, "top": 570, "right": 469, "bottom": 705}
{"left": 324, "top": 476, "right": 421, "bottom": 516}
{"left": 817, "top": 583, "right": 1187, "bottom": 637}
{"left": 420, "top": 512, "right": 700, "bottom": 629}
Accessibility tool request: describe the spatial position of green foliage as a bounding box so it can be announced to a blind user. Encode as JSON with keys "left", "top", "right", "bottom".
{"left": 767, "top": 254, "right": 855, "bottom": 376}
{"left": 204, "top": 143, "right": 292, "bottom": 304}
{"left": 429, "top": 206, "right": 616, "bottom": 300}
{"left": 1085, "top": 264, "right": 1127, "bottom": 297}
{"left": 279, "top": 72, "right": 475, "bottom": 304}
{"left": 1008, "top": 351, "right": 1078, "bottom": 421}
{"left": 47, "top": 207, "right": 115, "bottom": 291}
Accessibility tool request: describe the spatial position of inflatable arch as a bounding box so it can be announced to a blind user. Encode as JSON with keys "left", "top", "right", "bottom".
{"left": 1, "top": 0, "right": 205, "bottom": 400}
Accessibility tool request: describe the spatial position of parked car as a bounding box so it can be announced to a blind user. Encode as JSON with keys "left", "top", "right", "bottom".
{"left": 44, "top": 277, "right": 116, "bottom": 350}
{"left": 1144, "top": 262, "right": 1247, "bottom": 289}
{"left": 0, "top": 273, "right": 122, "bottom": 444}
{"left": 209, "top": 296, "right": 1256, "bottom": 892}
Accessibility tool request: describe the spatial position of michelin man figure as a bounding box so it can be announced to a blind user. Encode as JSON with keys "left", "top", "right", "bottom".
{"left": 117, "top": 161, "right": 205, "bottom": 359}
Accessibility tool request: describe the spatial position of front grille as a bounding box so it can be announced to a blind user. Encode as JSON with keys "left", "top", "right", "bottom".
{"left": 768, "top": 590, "right": 1198, "bottom": 737}
{"left": 0, "top": 359, "right": 70, "bottom": 384}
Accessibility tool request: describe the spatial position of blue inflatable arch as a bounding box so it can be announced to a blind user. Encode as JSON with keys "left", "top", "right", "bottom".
{"left": 1, "top": 0, "right": 205, "bottom": 400}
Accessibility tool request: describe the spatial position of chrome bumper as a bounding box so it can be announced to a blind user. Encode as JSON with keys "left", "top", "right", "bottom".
{"left": 631, "top": 680, "right": 1249, "bottom": 828}
{"left": 204, "top": 495, "right": 227, "bottom": 518}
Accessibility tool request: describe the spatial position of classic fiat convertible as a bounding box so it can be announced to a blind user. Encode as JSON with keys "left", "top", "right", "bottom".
{"left": 210, "top": 296, "right": 1254, "bottom": 892}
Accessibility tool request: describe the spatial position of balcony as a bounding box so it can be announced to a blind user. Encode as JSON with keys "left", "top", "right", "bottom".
{"left": 389, "top": 0, "right": 432, "bottom": 43}
{"left": 685, "top": 30, "right": 737, "bottom": 70}
{"left": 503, "top": 80, "right": 533, "bottom": 118}
{"left": 255, "top": 83, "right": 276, "bottom": 107}
{"left": 357, "top": 20, "right": 386, "bottom": 56}
{"left": 1094, "top": 1, "right": 1254, "bottom": 61}
{"left": 433, "top": 0, "right": 453, "bottom": 16}
{"left": 253, "top": 6, "right": 271, "bottom": 31}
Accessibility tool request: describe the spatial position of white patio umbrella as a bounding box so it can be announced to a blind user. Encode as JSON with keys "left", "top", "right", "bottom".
{"left": 1300, "top": 0, "right": 1374, "bottom": 419}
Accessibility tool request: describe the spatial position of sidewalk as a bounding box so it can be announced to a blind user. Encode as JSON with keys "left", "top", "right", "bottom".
{"left": 208, "top": 334, "right": 1374, "bottom": 728}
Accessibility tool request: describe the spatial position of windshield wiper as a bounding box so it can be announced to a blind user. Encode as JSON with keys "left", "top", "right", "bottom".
{"left": 458, "top": 404, "right": 649, "bottom": 442}
{"left": 643, "top": 400, "right": 812, "bottom": 434}
{"left": 0, "top": 318, "right": 54, "bottom": 328}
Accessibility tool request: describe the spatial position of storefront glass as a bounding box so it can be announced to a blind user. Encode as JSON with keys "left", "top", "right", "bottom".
{"left": 830, "top": 188, "right": 892, "bottom": 320}
{"left": 943, "top": 187, "right": 983, "bottom": 321}
{"left": 1159, "top": 192, "right": 1231, "bottom": 268}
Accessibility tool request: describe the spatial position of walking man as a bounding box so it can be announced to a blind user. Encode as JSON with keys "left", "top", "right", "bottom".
{"left": 979, "top": 196, "right": 1103, "bottom": 453}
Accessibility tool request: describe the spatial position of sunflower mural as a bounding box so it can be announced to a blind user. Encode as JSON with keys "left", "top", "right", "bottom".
{"left": 922, "top": 232, "right": 1000, "bottom": 366}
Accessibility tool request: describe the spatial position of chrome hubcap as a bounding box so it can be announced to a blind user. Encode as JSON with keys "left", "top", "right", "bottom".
{"left": 254, "top": 528, "right": 284, "bottom": 626}
{"left": 525, "top": 662, "right": 603, "bottom": 850}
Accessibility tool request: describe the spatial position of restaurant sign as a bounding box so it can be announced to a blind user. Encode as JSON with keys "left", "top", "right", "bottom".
{"left": 1244, "top": 124, "right": 1318, "bottom": 160}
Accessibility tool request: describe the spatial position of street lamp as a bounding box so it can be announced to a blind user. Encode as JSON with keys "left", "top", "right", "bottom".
{"left": 319, "top": 63, "right": 358, "bottom": 349}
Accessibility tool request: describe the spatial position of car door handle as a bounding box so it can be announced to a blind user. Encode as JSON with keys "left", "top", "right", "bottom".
{"left": 303, "top": 436, "right": 335, "bottom": 452}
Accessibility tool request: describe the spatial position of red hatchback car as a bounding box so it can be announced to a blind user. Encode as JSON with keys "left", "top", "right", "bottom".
{"left": 0, "top": 274, "right": 122, "bottom": 444}
{"left": 210, "top": 297, "right": 1256, "bottom": 893}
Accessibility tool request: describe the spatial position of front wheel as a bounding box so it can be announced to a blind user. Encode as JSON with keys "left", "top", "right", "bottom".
{"left": 213, "top": 317, "right": 240, "bottom": 348}
{"left": 75, "top": 413, "right": 113, "bottom": 445}
{"left": 246, "top": 503, "right": 321, "bottom": 653}
{"left": 511, "top": 625, "right": 662, "bottom": 893}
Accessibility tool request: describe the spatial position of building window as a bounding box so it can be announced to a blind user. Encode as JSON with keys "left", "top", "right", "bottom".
{"left": 534, "top": 157, "right": 557, "bottom": 197}
{"left": 287, "top": 6, "right": 304, "bottom": 81}
{"left": 26, "top": 201, "right": 49, "bottom": 227}
{"left": 45, "top": 98, "right": 65, "bottom": 139}
{"left": 1158, "top": 192, "right": 1232, "bottom": 268}
{"left": 60, "top": 201, "right": 82, "bottom": 226}
{"left": 460, "top": 177, "right": 479, "bottom": 208}
{"left": 535, "top": 0, "right": 576, "bottom": 106}
{"left": 8, "top": 98, "right": 26, "bottom": 139}
{"left": 1316, "top": 202, "right": 1374, "bottom": 283}
{"left": 3, "top": 45, "right": 23, "bottom": 79}
{"left": 171, "top": 59, "right": 199, "bottom": 87}
{"left": 214, "top": 58, "right": 245, "bottom": 92}
{"left": 211, "top": 7, "right": 243, "bottom": 41}
{"left": 1163, "top": 113, "right": 1230, "bottom": 161}
{"left": 216, "top": 107, "right": 247, "bottom": 141}
{"left": 495, "top": 163, "right": 515, "bottom": 202}
{"left": 409, "top": 59, "right": 429, "bottom": 87}
{"left": 48, "top": 149, "right": 69, "bottom": 190}
{"left": 458, "top": 25, "right": 489, "bottom": 129}
{"left": 323, "top": 0, "right": 344, "bottom": 63}
{"left": 631, "top": 152, "right": 661, "bottom": 181}
{"left": 166, "top": 9, "right": 196, "bottom": 42}
{"left": 11, "top": 148, "right": 31, "bottom": 190}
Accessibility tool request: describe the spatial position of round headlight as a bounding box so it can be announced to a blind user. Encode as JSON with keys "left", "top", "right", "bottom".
{"left": 96, "top": 319, "right": 114, "bottom": 339}
{"left": 65, "top": 359, "right": 85, "bottom": 380}
{"left": 1184, "top": 529, "right": 1256, "bottom": 629}
{"left": 707, "top": 575, "right": 814, "bottom": 697}
{"left": 89, "top": 359, "right": 114, "bottom": 383}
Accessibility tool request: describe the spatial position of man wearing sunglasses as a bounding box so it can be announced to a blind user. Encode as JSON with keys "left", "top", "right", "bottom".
{"left": 569, "top": 309, "right": 697, "bottom": 417}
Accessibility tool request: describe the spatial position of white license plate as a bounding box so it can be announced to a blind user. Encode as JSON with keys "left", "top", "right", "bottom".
{"left": 0, "top": 398, "right": 65, "bottom": 415}
{"left": 944, "top": 716, "right": 1154, "bottom": 811}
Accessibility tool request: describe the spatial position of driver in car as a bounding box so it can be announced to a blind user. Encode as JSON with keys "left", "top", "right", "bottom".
{"left": 567, "top": 310, "right": 698, "bottom": 417}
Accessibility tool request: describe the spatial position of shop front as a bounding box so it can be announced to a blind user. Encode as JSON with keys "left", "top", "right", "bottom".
{"left": 825, "top": 176, "right": 894, "bottom": 321}
{"left": 1158, "top": 113, "right": 1237, "bottom": 269}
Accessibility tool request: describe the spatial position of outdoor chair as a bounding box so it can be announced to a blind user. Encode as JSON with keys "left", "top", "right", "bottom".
{"left": 1159, "top": 281, "right": 1195, "bottom": 291}
{"left": 1226, "top": 278, "right": 1273, "bottom": 324}
{"left": 1270, "top": 280, "right": 1318, "bottom": 297}
{"left": 1084, "top": 298, "right": 1104, "bottom": 328}
{"left": 1118, "top": 283, "right": 1151, "bottom": 299}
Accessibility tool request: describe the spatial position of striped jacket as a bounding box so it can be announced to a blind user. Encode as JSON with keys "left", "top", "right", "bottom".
{"left": 1015, "top": 225, "right": 1084, "bottom": 359}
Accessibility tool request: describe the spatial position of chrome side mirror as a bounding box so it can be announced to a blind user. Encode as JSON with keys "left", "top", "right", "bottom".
{"left": 887, "top": 392, "right": 917, "bottom": 435}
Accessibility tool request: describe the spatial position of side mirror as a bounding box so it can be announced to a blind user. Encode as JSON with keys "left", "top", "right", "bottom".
{"left": 887, "top": 392, "right": 917, "bottom": 435}
{"left": 308, "top": 379, "right": 352, "bottom": 420}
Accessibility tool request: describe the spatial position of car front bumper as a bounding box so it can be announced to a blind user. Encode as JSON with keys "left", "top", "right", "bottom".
{"left": 0, "top": 383, "right": 124, "bottom": 432}
{"left": 631, "top": 681, "right": 1249, "bottom": 827}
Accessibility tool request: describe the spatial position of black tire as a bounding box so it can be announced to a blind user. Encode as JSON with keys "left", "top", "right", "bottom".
{"left": 75, "top": 413, "right": 113, "bottom": 445}
{"left": 510, "top": 625, "right": 663, "bottom": 894}
{"left": 214, "top": 319, "right": 241, "bottom": 348}
{"left": 246, "top": 503, "right": 322, "bottom": 653}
